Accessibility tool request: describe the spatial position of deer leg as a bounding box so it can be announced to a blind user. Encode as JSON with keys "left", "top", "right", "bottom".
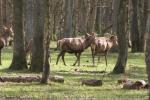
{"left": 104, "top": 54, "right": 107, "bottom": 67}
{"left": 78, "top": 53, "right": 81, "bottom": 66}
{"left": 73, "top": 53, "right": 78, "bottom": 66}
{"left": 92, "top": 52, "right": 96, "bottom": 66}
{"left": 56, "top": 51, "right": 63, "bottom": 65}
{"left": 97, "top": 54, "right": 101, "bottom": 64}
{"left": 28, "top": 52, "right": 32, "bottom": 65}
{"left": 91, "top": 47, "right": 95, "bottom": 66}
{"left": 62, "top": 52, "right": 66, "bottom": 66}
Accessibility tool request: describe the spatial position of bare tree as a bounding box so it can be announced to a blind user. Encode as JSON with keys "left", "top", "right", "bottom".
{"left": 138, "top": 0, "right": 148, "bottom": 51}
{"left": 24, "top": 0, "right": 33, "bottom": 43}
{"left": 145, "top": 0, "right": 150, "bottom": 99}
{"left": 113, "top": 0, "right": 128, "bottom": 74}
{"left": 63, "top": 0, "right": 73, "bottom": 38}
{"left": 0, "top": 0, "right": 3, "bottom": 34}
{"left": 87, "top": 0, "right": 98, "bottom": 33}
{"left": 95, "top": 0, "right": 101, "bottom": 35}
{"left": 131, "top": 0, "right": 140, "bottom": 52}
{"left": 30, "top": 0, "right": 45, "bottom": 72}
{"left": 41, "top": 0, "right": 51, "bottom": 84}
{"left": 78, "top": 0, "right": 89, "bottom": 34}
{"left": 9, "top": 0, "right": 27, "bottom": 70}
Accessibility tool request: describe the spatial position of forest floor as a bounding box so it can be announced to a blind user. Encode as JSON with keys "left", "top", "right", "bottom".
{"left": 0, "top": 43, "right": 148, "bottom": 100}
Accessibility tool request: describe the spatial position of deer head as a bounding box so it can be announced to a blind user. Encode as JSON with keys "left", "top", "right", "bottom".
{"left": 2, "top": 26, "right": 14, "bottom": 38}
{"left": 110, "top": 35, "right": 118, "bottom": 45}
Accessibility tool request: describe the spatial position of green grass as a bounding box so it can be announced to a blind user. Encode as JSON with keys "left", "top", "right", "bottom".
{"left": 0, "top": 44, "right": 148, "bottom": 100}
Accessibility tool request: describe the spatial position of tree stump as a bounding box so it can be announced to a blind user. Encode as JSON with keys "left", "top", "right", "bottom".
{"left": 81, "top": 79, "right": 102, "bottom": 86}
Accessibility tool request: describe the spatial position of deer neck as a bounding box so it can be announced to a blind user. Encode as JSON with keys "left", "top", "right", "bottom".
{"left": 107, "top": 40, "right": 114, "bottom": 49}
{"left": 83, "top": 39, "right": 91, "bottom": 49}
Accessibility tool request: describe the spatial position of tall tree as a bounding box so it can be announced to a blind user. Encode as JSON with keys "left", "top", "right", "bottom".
{"left": 2, "top": 0, "right": 6, "bottom": 24}
{"left": 0, "top": 0, "right": 3, "bottom": 34}
{"left": 78, "top": 0, "right": 89, "bottom": 34}
{"left": 9, "top": 0, "right": 27, "bottom": 70}
{"left": 30, "top": 0, "right": 44, "bottom": 72}
{"left": 95, "top": 0, "right": 101, "bottom": 35}
{"left": 145, "top": 0, "right": 150, "bottom": 99}
{"left": 41, "top": 0, "right": 51, "bottom": 84}
{"left": 138, "top": 0, "right": 148, "bottom": 51}
{"left": 112, "top": 0, "right": 118, "bottom": 33}
{"left": 64, "top": 0, "right": 73, "bottom": 38}
{"left": 87, "top": 0, "right": 98, "bottom": 33}
{"left": 113, "top": 0, "right": 128, "bottom": 74}
{"left": 131, "top": 0, "right": 140, "bottom": 52}
{"left": 24, "top": 0, "right": 33, "bottom": 43}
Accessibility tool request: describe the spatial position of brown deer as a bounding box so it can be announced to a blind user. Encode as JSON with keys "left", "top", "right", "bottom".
{"left": 0, "top": 26, "right": 14, "bottom": 65}
{"left": 25, "top": 38, "right": 51, "bottom": 64}
{"left": 56, "top": 33, "right": 95, "bottom": 66}
{"left": 91, "top": 35, "right": 118, "bottom": 66}
{"left": 25, "top": 39, "right": 33, "bottom": 65}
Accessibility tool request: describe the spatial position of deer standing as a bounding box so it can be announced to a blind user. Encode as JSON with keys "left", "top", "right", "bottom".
{"left": 0, "top": 26, "right": 14, "bottom": 65}
{"left": 91, "top": 35, "right": 118, "bottom": 66}
{"left": 56, "top": 33, "right": 95, "bottom": 66}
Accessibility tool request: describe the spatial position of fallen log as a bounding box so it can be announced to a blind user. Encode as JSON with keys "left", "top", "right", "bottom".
{"left": 81, "top": 79, "right": 102, "bottom": 86}
{"left": 0, "top": 75, "right": 64, "bottom": 83}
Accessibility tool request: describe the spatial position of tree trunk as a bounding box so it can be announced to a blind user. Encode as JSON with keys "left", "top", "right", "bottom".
{"left": 64, "top": 0, "right": 73, "bottom": 38}
{"left": 24, "top": 0, "right": 33, "bottom": 43}
{"left": 95, "top": 0, "right": 101, "bottom": 35}
{"left": 112, "top": 0, "right": 118, "bottom": 33}
{"left": 0, "top": 0, "right": 3, "bottom": 34}
{"left": 78, "top": 0, "right": 89, "bottom": 34}
{"left": 131, "top": 0, "right": 140, "bottom": 52}
{"left": 2, "top": 0, "right": 6, "bottom": 25}
{"left": 30, "top": 0, "right": 44, "bottom": 72}
{"left": 41, "top": 0, "right": 50, "bottom": 84}
{"left": 9, "top": 0, "right": 27, "bottom": 70}
{"left": 138, "top": 0, "right": 148, "bottom": 52}
{"left": 87, "top": 0, "right": 98, "bottom": 33}
{"left": 113, "top": 0, "right": 128, "bottom": 74}
{"left": 145, "top": 0, "right": 150, "bottom": 99}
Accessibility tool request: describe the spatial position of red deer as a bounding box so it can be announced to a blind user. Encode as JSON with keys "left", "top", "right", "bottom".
{"left": 91, "top": 34, "right": 118, "bottom": 66}
{"left": 0, "top": 26, "right": 14, "bottom": 65}
{"left": 25, "top": 39, "right": 51, "bottom": 64}
{"left": 25, "top": 39, "right": 33, "bottom": 65}
{"left": 56, "top": 33, "right": 95, "bottom": 66}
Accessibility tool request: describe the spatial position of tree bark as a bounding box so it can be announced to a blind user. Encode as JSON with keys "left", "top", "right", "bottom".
{"left": 131, "top": 0, "right": 140, "bottom": 52}
{"left": 64, "top": 0, "right": 73, "bottom": 38}
{"left": 95, "top": 0, "right": 101, "bottom": 35}
{"left": 87, "top": 0, "right": 98, "bottom": 33}
{"left": 78, "top": 0, "right": 89, "bottom": 34}
{"left": 112, "top": 0, "right": 118, "bottom": 33}
{"left": 30, "top": 0, "right": 44, "bottom": 72}
{"left": 138, "top": 0, "right": 148, "bottom": 52}
{"left": 0, "top": 0, "right": 3, "bottom": 34}
{"left": 145, "top": 0, "right": 150, "bottom": 99}
{"left": 113, "top": 0, "right": 128, "bottom": 74}
{"left": 9, "top": 0, "right": 27, "bottom": 70}
{"left": 2, "top": 0, "right": 6, "bottom": 25}
{"left": 41, "top": 0, "right": 50, "bottom": 84}
{"left": 24, "top": 0, "right": 33, "bottom": 43}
